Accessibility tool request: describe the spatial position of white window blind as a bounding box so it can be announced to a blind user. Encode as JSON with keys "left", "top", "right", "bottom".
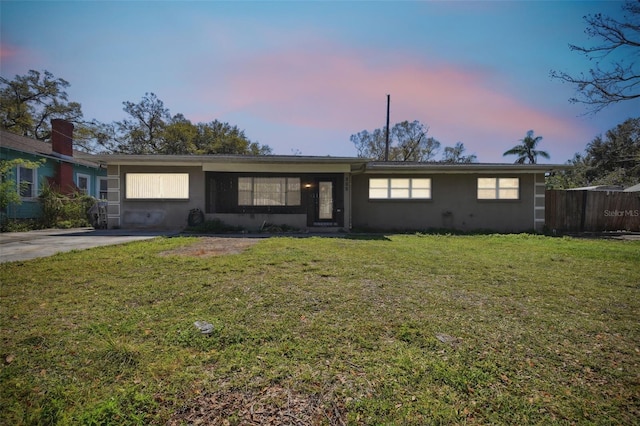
{"left": 477, "top": 177, "right": 519, "bottom": 200}
{"left": 125, "top": 173, "right": 189, "bottom": 199}
{"left": 369, "top": 178, "right": 431, "bottom": 199}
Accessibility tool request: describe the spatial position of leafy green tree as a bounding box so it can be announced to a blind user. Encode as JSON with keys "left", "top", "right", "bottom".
{"left": 503, "top": 130, "right": 550, "bottom": 164}
{"left": 350, "top": 120, "right": 440, "bottom": 161}
{"left": 113, "top": 92, "right": 170, "bottom": 154}
{"left": 193, "top": 120, "right": 271, "bottom": 155}
{"left": 96, "top": 93, "right": 271, "bottom": 155}
{"left": 547, "top": 117, "right": 640, "bottom": 188}
{"left": 550, "top": 1, "right": 640, "bottom": 113}
{"left": 442, "top": 142, "right": 477, "bottom": 163}
{"left": 0, "top": 70, "right": 85, "bottom": 141}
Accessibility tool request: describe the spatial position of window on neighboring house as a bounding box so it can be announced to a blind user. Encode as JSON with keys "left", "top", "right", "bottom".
{"left": 17, "top": 166, "right": 37, "bottom": 198}
{"left": 77, "top": 174, "right": 90, "bottom": 195}
{"left": 477, "top": 177, "right": 519, "bottom": 200}
{"left": 125, "top": 173, "right": 189, "bottom": 199}
{"left": 369, "top": 178, "right": 431, "bottom": 199}
{"left": 98, "top": 177, "right": 108, "bottom": 200}
{"left": 238, "top": 177, "right": 301, "bottom": 206}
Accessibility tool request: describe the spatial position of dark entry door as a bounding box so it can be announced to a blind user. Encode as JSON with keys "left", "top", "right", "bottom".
{"left": 315, "top": 179, "right": 335, "bottom": 224}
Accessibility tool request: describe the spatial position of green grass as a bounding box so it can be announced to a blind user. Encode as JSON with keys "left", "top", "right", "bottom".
{"left": 1, "top": 234, "right": 639, "bottom": 425}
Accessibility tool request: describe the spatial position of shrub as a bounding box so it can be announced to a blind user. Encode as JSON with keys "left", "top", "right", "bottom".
{"left": 39, "top": 183, "right": 96, "bottom": 228}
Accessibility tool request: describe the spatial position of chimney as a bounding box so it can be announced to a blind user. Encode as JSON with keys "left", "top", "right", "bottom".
{"left": 51, "top": 119, "right": 74, "bottom": 156}
{"left": 51, "top": 119, "right": 75, "bottom": 194}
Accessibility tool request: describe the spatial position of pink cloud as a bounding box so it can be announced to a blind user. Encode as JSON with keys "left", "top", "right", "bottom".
{"left": 0, "top": 42, "right": 40, "bottom": 76}
{"left": 197, "top": 44, "right": 592, "bottom": 161}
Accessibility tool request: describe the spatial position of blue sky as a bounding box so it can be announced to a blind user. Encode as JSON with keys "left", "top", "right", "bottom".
{"left": 1, "top": 1, "right": 637, "bottom": 163}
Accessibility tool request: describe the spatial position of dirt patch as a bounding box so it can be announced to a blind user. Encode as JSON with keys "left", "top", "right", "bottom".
{"left": 167, "top": 385, "right": 347, "bottom": 425}
{"left": 159, "top": 237, "right": 261, "bottom": 258}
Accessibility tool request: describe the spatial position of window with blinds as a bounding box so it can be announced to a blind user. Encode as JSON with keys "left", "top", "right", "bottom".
{"left": 369, "top": 178, "right": 431, "bottom": 199}
{"left": 238, "top": 177, "right": 301, "bottom": 206}
{"left": 125, "top": 173, "right": 189, "bottom": 199}
{"left": 477, "top": 177, "right": 519, "bottom": 200}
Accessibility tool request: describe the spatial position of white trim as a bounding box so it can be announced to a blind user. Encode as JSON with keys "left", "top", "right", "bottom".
{"left": 76, "top": 173, "right": 91, "bottom": 195}
{"left": 17, "top": 165, "right": 38, "bottom": 200}
{"left": 97, "top": 176, "right": 108, "bottom": 200}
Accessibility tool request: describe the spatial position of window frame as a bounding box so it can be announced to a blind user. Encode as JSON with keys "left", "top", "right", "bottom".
{"left": 477, "top": 177, "right": 520, "bottom": 200}
{"left": 76, "top": 173, "right": 91, "bottom": 195}
{"left": 368, "top": 177, "right": 432, "bottom": 200}
{"left": 125, "top": 173, "right": 190, "bottom": 200}
{"left": 238, "top": 176, "right": 301, "bottom": 207}
{"left": 17, "top": 165, "right": 37, "bottom": 199}
{"left": 97, "top": 177, "right": 108, "bottom": 200}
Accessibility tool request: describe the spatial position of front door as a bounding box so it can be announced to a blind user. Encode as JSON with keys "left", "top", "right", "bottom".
{"left": 315, "top": 179, "right": 335, "bottom": 224}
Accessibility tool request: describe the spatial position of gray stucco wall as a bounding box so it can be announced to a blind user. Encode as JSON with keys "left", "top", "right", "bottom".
{"left": 109, "top": 165, "right": 205, "bottom": 229}
{"left": 351, "top": 173, "right": 540, "bottom": 233}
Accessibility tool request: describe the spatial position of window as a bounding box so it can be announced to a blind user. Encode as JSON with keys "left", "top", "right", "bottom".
{"left": 369, "top": 178, "right": 431, "bottom": 199}
{"left": 477, "top": 177, "right": 519, "bottom": 200}
{"left": 238, "top": 177, "right": 301, "bottom": 206}
{"left": 77, "top": 174, "right": 90, "bottom": 194}
{"left": 125, "top": 173, "right": 189, "bottom": 199}
{"left": 98, "top": 177, "right": 108, "bottom": 200}
{"left": 17, "top": 166, "right": 36, "bottom": 198}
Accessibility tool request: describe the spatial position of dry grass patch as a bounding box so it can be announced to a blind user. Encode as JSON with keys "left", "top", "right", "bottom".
{"left": 159, "top": 237, "right": 261, "bottom": 257}
{"left": 168, "top": 383, "right": 347, "bottom": 426}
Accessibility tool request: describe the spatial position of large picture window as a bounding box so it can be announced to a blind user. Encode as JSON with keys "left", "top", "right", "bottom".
{"left": 369, "top": 178, "right": 431, "bottom": 199}
{"left": 125, "top": 173, "right": 189, "bottom": 199}
{"left": 477, "top": 177, "right": 519, "bottom": 200}
{"left": 238, "top": 177, "right": 301, "bottom": 206}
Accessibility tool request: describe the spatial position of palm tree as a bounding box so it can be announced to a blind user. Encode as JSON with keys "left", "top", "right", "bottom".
{"left": 503, "top": 130, "right": 550, "bottom": 164}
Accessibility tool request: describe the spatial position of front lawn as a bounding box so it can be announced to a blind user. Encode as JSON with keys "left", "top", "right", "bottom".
{"left": 1, "top": 234, "right": 638, "bottom": 424}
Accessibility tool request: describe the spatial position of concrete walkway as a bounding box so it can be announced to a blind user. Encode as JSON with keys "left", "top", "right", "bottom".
{"left": 0, "top": 228, "right": 179, "bottom": 263}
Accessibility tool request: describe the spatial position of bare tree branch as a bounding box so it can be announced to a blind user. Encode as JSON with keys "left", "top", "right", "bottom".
{"left": 550, "top": 1, "right": 640, "bottom": 113}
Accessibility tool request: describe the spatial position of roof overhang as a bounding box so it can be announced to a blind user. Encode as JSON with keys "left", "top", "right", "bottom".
{"left": 363, "top": 162, "right": 571, "bottom": 174}
{"left": 78, "top": 154, "right": 366, "bottom": 173}
{"left": 77, "top": 154, "right": 571, "bottom": 174}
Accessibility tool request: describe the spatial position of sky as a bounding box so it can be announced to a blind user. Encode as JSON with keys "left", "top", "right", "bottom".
{"left": 1, "top": 0, "right": 638, "bottom": 163}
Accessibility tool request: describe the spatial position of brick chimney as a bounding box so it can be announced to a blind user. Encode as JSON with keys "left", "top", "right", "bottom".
{"left": 51, "top": 119, "right": 74, "bottom": 156}
{"left": 51, "top": 119, "right": 75, "bottom": 194}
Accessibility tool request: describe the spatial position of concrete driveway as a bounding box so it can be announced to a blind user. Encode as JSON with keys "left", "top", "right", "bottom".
{"left": 0, "top": 228, "right": 179, "bottom": 263}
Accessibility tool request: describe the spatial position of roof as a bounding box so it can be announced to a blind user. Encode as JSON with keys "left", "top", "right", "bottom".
{"left": 79, "top": 153, "right": 569, "bottom": 174}
{"left": 623, "top": 183, "right": 640, "bottom": 192}
{"left": 364, "top": 161, "right": 568, "bottom": 174}
{"left": 0, "top": 130, "right": 102, "bottom": 169}
{"left": 567, "top": 185, "right": 624, "bottom": 191}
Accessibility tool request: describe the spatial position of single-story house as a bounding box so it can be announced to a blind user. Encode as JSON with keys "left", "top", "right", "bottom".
{"left": 82, "top": 152, "right": 561, "bottom": 233}
{"left": 0, "top": 120, "right": 107, "bottom": 219}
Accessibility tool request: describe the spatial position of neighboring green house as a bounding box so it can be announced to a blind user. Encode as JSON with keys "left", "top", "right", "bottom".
{"left": 0, "top": 120, "right": 106, "bottom": 220}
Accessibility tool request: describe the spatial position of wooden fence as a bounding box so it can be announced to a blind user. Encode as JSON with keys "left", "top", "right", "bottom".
{"left": 545, "top": 190, "right": 640, "bottom": 233}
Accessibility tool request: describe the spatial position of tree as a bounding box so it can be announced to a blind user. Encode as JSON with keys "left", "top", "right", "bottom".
{"left": 350, "top": 127, "right": 387, "bottom": 159}
{"left": 550, "top": 1, "right": 640, "bottom": 113}
{"left": 114, "top": 92, "right": 170, "bottom": 154}
{"left": 0, "top": 70, "right": 84, "bottom": 141}
{"left": 95, "top": 94, "right": 272, "bottom": 155}
{"left": 350, "top": 120, "right": 440, "bottom": 161}
{"left": 503, "top": 130, "right": 550, "bottom": 164}
{"left": 391, "top": 120, "right": 441, "bottom": 161}
{"left": 442, "top": 142, "right": 477, "bottom": 163}
{"left": 547, "top": 117, "right": 640, "bottom": 188}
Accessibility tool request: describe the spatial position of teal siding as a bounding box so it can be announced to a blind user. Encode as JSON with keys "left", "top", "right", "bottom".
{"left": 1, "top": 146, "right": 106, "bottom": 220}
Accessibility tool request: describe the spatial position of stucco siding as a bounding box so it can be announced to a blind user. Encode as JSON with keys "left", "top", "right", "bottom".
{"left": 116, "top": 165, "right": 205, "bottom": 229}
{"left": 352, "top": 173, "right": 538, "bottom": 232}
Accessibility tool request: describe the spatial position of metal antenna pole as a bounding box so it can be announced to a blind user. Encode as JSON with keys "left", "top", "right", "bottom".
{"left": 385, "top": 94, "right": 390, "bottom": 162}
